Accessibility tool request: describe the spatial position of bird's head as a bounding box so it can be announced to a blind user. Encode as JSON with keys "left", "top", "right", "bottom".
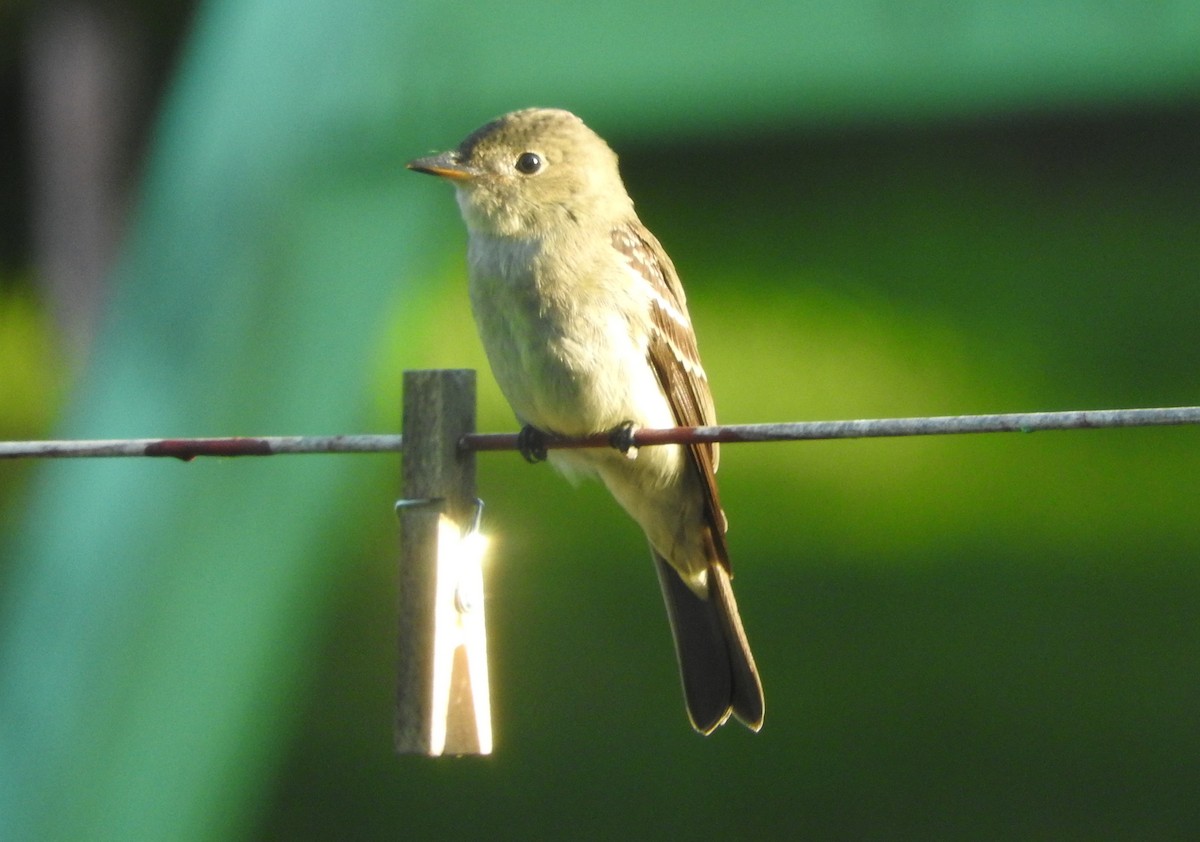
{"left": 408, "top": 108, "right": 633, "bottom": 239}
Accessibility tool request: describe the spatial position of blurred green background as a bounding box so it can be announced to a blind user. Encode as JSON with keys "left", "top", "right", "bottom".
{"left": 2, "top": 1, "right": 1199, "bottom": 839}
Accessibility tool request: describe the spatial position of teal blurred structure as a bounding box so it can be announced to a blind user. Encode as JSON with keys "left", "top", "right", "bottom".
{"left": 2, "top": 1, "right": 1200, "bottom": 839}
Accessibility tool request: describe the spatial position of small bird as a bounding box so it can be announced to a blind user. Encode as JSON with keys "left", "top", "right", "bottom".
{"left": 408, "top": 108, "right": 763, "bottom": 733}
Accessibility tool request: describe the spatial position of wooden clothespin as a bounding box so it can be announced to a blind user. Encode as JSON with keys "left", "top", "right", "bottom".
{"left": 395, "top": 370, "right": 493, "bottom": 756}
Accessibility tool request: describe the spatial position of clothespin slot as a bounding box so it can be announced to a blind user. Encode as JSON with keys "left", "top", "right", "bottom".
{"left": 395, "top": 370, "right": 493, "bottom": 756}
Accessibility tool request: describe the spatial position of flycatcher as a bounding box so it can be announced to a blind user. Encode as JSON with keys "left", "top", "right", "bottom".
{"left": 408, "top": 108, "right": 763, "bottom": 733}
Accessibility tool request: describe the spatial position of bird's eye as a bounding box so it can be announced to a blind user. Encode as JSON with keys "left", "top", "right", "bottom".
{"left": 515, "top": 151, "right": 543, "bottom": 174}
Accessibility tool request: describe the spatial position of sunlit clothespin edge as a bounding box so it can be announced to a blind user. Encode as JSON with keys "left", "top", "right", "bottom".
{"left": 425, "top": 499, "right": 491, "bottom": 756}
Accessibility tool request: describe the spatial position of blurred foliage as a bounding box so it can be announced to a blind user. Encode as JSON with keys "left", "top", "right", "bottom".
{"left": 2, "top": 2, "right": 1200, "bottom": 841}
{"left": 0, "top": 284, "right": 65, "bottom": 439}
{"left": 0, "top": 285, "right": 66, "bottom": 513}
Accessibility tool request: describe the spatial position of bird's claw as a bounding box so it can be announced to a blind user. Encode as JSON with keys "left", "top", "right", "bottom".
{"left": 609, "top": 421, "right": 639, "bottom": 460}
{"left": 517, "top": 425, "right": 549, "bottom": 463}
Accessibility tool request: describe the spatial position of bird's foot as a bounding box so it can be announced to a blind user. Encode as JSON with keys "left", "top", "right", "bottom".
{"left": 517, "top": 424, "right": 549, "bottom": 463}
{"left": 608, "top": 421, "right": 639, "bottom": 460}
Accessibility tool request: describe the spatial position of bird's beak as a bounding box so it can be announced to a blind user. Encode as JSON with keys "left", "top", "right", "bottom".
{"left": 407, "top": 151, "right": 478, "bottom": 182}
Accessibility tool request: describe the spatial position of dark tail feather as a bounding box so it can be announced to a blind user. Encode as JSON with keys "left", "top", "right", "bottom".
{"left": 653, "top": 552, "right": 764, "bottom": 734}
{"left": 708, "top": 561, "right": 765, "bottom": 729}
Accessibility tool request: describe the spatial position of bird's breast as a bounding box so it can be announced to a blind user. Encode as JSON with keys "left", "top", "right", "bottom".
{"left": 466, "top": 232, "right": 673, "bottom": 438}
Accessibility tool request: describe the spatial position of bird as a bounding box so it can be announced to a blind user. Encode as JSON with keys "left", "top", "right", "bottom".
{"left": 407, "top": 108, "right": 763, "bottom": 733}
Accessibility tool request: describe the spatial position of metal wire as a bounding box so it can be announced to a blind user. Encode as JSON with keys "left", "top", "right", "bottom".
{"left": 2, "top": 406, "right": 1198, "bottom": 460}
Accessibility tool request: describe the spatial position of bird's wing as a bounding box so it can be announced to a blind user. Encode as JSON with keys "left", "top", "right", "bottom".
{"left": 612, "top": 222, "right": 730, "bottom": 566}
